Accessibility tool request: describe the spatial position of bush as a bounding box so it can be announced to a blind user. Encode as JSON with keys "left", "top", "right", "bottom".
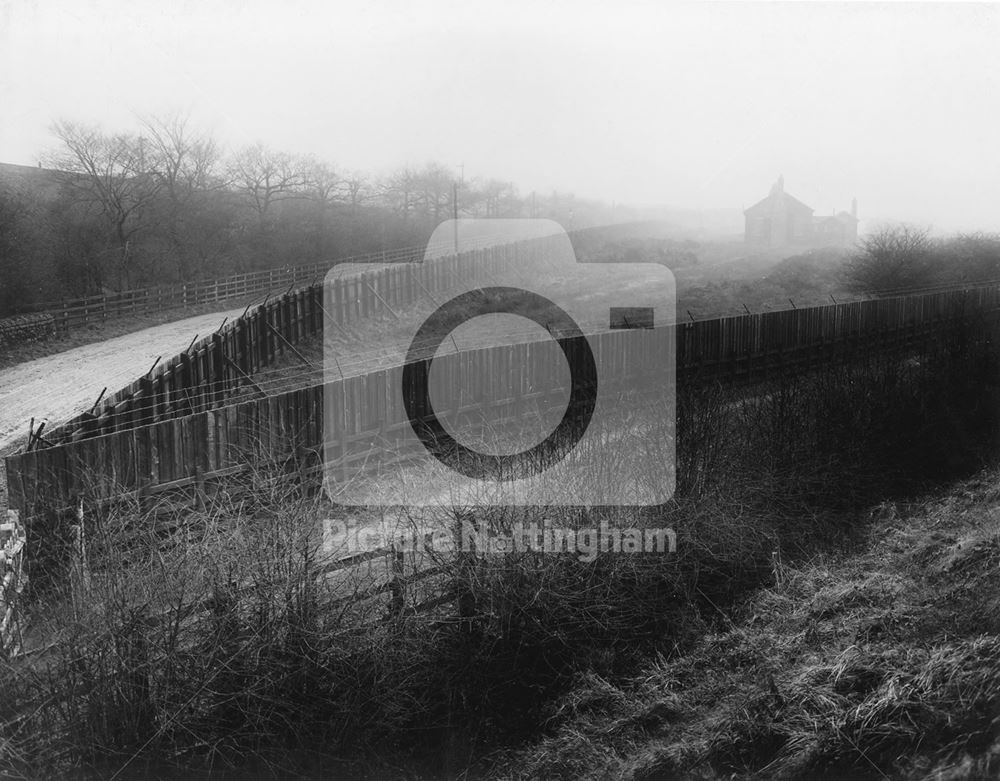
{"left": 0, "top": 312, "right": 56, "bottom": 347}
{"left": 844, "top": 224, "right": 934, "bottom": 295}
{"left": 845, "top": 225, "right": 1000, "bottom": 296}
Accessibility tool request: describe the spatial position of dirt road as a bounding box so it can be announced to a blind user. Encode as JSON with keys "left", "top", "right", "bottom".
{"left": 0, "top": 307, "right": 245, "bottom": 510}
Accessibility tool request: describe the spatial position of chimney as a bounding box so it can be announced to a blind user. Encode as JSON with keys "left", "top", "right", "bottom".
{"left": 851, "top": 197, "right": 857, "bottom": 220}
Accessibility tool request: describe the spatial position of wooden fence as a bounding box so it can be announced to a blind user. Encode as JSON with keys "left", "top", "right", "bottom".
{"left": 7, "top": 282, "right": 1000, "bottom": 516}
{"left": 18, "top": 232, "right": 549, "bottom": 335}
{"left": 5, "top": 278, "right": 1000, "bottom": 650}
{"left": 675, "top": 286, "right": 1000, "bottom": 373}
{"left": 0, "top": 510, "right": 26, "bottom": 657}
{"left": 35, "top": 238, "right": 567, "bottom": 447}
{"left": 20, "top": 245, "right": 440, "bottom": 334}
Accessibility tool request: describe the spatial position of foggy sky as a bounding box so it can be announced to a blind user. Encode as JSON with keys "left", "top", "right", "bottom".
{"left": 1, "top": 1, "right": 998, "bottom": 233}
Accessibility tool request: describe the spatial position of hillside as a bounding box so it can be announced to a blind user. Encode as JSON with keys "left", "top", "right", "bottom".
{"left": 493, "top": 467, "right": 1000, "bottom": 780}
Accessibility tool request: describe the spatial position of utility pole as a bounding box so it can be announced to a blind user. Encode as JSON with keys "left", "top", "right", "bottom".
{"left": 454, "top": 163, "right": 464, "bottom": 254}
{"left": 453, "top": 180, "right": 459, "bottom": 254}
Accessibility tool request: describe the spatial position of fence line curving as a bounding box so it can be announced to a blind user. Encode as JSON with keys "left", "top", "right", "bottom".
{"left": 6, "top": 281, "right": 1000, "bottom": 517}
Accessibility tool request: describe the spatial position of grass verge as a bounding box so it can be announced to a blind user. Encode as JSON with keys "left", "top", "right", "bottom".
{"left": 489, "top": 468, "right": 1000, "bottom": 780}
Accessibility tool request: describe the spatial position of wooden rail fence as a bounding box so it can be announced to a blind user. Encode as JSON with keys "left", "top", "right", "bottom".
{"left": 13, "top": 233, "right": 553, "bottom": 336}
{"left": 11, "top": 243, "right": 455, "bottom": 338}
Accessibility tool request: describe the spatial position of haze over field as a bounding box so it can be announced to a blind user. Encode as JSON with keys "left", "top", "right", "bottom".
{"left": 1, "top": 1, "right": 998, "bottom": 232}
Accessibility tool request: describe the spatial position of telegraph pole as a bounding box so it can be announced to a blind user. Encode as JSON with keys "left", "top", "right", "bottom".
{"left": 453, "top": 164, "right": 464, "bottom": 254}
{"left": 453, "top": 180, "right": 459, "bottom": 254}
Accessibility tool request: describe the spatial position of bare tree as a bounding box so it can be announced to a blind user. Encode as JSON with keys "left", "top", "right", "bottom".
{"left": 413, "top": 162, "right": 453, "bottom": 222}
{"left": 380, "top": 163, "right": 460, "bottom": 224}
{"left": 296, "top": 157, "right": 342, "bottom": 260}
{"left": 140, "top": 112, "right": 222, "bottom": 278}
{"left": 472, "top": 178, "right": 521, "bottom": 218}
{"left": 300, "top": 158, "right": 340, "bottom": 206}
{"left": 338, "top": 170, "right": 371, "bottom": 214}
{"left": 141, "top": 112, "right": 220, "bottom": 195}
{"left": 381, "top": 167, "right": 418, "bottom": 221}
{"left": 843, "top": 224, "right": 935, "bottom": 295}
{"left": 227, "top": 144, "right": 309, "bottom": 226}
{"left": 47, "top": 120, "right": 163, "bottom": 287}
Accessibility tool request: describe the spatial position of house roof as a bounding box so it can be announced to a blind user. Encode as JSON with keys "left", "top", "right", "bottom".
{"left": 744, "top": 190, "right": 814, "bottom": 217}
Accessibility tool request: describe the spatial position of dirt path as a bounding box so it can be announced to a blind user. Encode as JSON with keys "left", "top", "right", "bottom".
{"left": 0, "top": 307, "right": 245, "bottom": 511}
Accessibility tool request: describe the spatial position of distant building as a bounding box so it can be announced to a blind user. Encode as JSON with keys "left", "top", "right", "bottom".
{"left": 744, "top": 176, "right": 858, "bottom": 248}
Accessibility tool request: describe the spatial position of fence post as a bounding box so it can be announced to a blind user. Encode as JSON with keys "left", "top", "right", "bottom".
{"left": 211, "top": 332, "right": 226, "bottom": 405}
{"left": 70, "top": 498, "right": 90, "bottom": 619}
{"left": 137, "top": 375, "right": 156, "bottom": 427}
{"left": 0, "top": 509, "right": 26, "bottom": 658}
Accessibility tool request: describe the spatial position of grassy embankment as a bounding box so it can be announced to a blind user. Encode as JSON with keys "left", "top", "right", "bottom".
{"left": 492, "top": 467, "right": 1000, "bottom": 780}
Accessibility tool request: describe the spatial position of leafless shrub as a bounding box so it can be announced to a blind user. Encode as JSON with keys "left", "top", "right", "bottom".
{"left": 843, "top": 223, "right": 934, "bottom": 295}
